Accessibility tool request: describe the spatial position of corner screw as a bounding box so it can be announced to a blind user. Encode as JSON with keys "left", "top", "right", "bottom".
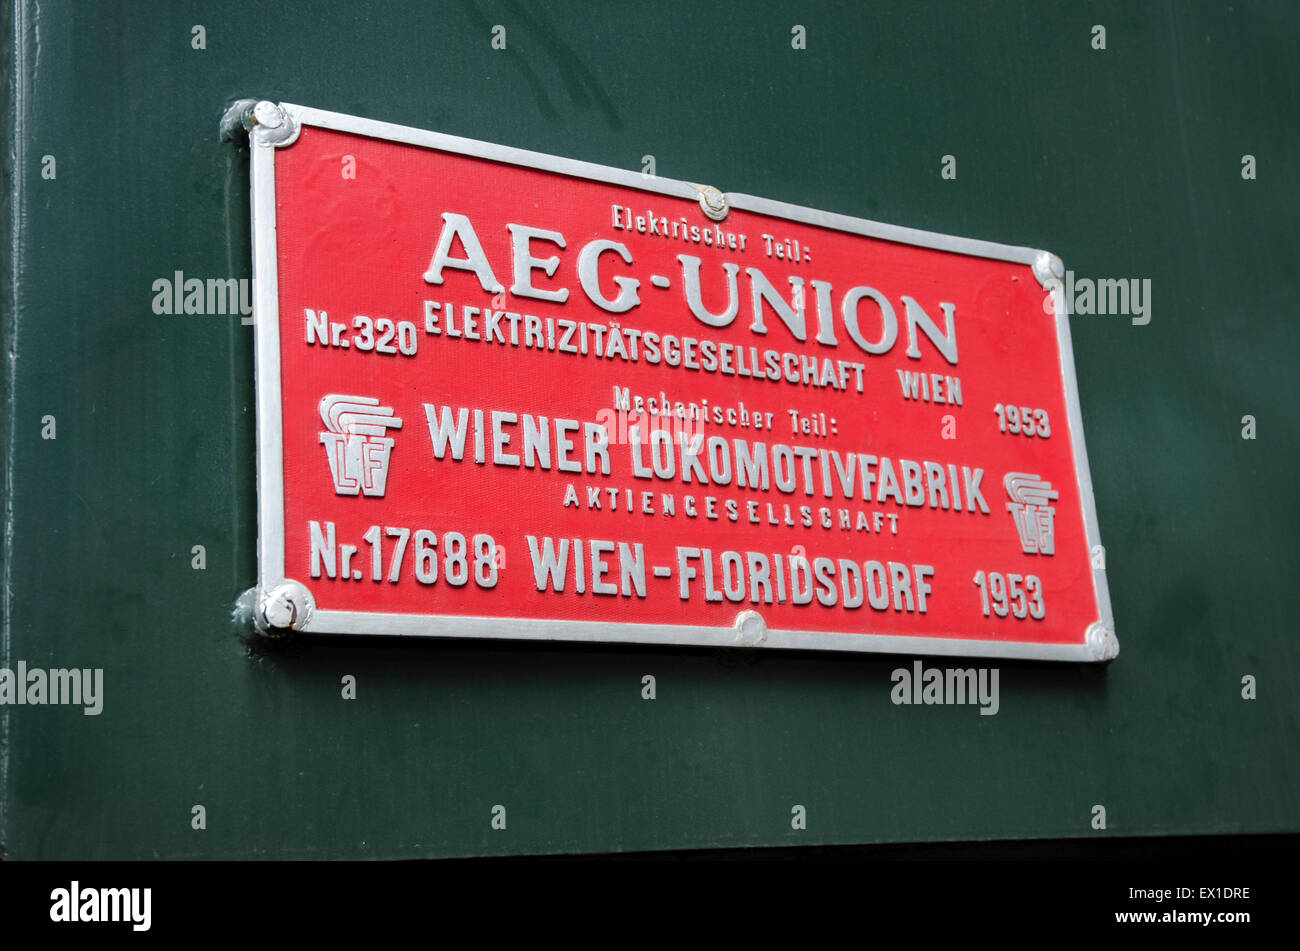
{"left": 257, "top": 580, "right": 314, "bottom": 637}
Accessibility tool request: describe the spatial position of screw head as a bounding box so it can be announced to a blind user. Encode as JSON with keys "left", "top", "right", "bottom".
{"left": 252, "top": 100, "right": 284, "bottom": 130}
{"left": 734, "top": 610, "right": 768, "bottom": 647}
{"left": 1033, "top": 251, "right": 1066, "bottom": 289}
{"left": 699, "top": 186, "right": 728, "bottom": 222}
{"left": 257, "top": 580, "right": 314, "bottom": 636}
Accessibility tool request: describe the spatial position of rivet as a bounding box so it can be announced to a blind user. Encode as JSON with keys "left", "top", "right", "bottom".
{"left": 699, "top": 185, "right": 728, "bottom": 222}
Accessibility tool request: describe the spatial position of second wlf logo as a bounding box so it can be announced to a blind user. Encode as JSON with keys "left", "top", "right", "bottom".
{"left": 1005, "top": 472, "right": 1058, "bottom": 555}
{"left": 320, "top": 394, "right": 403, "bottom": 497}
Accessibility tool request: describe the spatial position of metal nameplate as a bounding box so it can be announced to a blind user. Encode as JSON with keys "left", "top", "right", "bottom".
{"left": 236, "top": 100, "right": 1116, "bottom": 662}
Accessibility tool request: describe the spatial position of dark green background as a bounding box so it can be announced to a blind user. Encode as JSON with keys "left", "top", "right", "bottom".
{"left": 2, "top": 0, "right": 1296, "bottom": 859}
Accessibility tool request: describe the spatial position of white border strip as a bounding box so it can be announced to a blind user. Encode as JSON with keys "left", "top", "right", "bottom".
{"left": 250, "top": 134, "right": 286, "bottom": 586}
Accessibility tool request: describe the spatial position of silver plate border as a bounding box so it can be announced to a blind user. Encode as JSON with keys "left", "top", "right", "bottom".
{"left": 247, "top": 101, "right": 1116, "bottom": 663}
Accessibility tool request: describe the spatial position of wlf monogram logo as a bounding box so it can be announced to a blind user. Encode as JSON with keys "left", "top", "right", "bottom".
{"left": 1004, "top": 472, "right": 1058, "bottom": 555}
{"left": 319, "top": 394, "right": 403, "bottom": 497}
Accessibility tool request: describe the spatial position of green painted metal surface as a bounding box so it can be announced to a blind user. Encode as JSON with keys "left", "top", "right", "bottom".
{"left": 2, "top": 0, "right": 1296, "bottom": 859}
